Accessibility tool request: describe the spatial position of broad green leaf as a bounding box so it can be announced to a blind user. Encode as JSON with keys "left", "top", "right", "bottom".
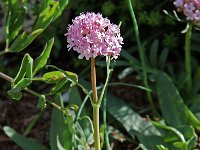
{"left": 150, "top": 39, "right": 159, "bottom": 67}
{"left": 33, "top": 38, "right": 54, "bottom": 75}
{"left": 50, "top": 93, "right": 72, "bottom": 150}
{"left": 6, "top": 0, "right": 26, "bottom": 42}
{"left": 9, "top": 29, "right": 43, "bottom": 52}
{"left": 156, "top": 72, "right": 187, "bottom": 127}
{"left": 43, "top": 71, "right": 77, "bottom": 84}
{"left": 106, "top": 94, "right": 164, "bottom": 149}
{"left": 7, "top": 78, "right": 32, "bottom": 100}
{"left": 44, "top": 67, "right": 78, "bottom": 83}
{"left": 43, "top": 71, "right": 65, "bottom": 84}
{"left": 3, "top": 126, "right": 48, "bottom": 150}
{"left": 33, "top": 1, "right": 59, "bottom": 31}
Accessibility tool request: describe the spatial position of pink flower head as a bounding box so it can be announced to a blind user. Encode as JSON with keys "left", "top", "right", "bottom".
{"left": 174, "top": 0, "right": 200, "bottom": 25}
{"left": 65, "top": 12, "right": 123, "bottom": 60}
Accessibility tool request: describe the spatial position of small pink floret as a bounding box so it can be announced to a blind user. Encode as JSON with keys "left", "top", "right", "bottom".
{"left": 174, "top": 0, "right": 200, "bottom": 24}
{"left": 65, "top": 12, "right": 123, "bottom": 60}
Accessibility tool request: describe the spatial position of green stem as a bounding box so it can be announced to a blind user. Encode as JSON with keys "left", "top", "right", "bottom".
{"left": 127, "top": 0, "right": 156, "bottom": 113}
{"left": 93, "top": 105, "right": 100, "bottom": 150}
{"left": 0, "top": 71, "right": 66, "bottom": 113}
{"left": 91, "top": 58, "right": 101, "bottom": 150}
{"left": 0, "top": 50, "right": 7, "bottom": 56}
{"left": 103, "top": 57, "right": 112, "bottom": 150}
{"left": 185, "top": 23, "right": 192, "bottom": 93}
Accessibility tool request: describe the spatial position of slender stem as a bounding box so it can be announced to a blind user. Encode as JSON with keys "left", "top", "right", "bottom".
{"left": 103, "top": 57, "right": 111, "bottom": 150}
{"left": 91, "top": 58, "right": 98, "bottom": 103}
{"left": 127, "top": 0, "right": 156, "bottom": 113}
{"left": 90, "top": 58, "right": 101, "bottom": 150}
{"left": 0, "top": 51, "right": 7, "bottom": 56}
{"left": 185, "top": 23, "right": 192, "bottom": 93}
{"left": 0, "top": 72, "right": 13, "bottom": 82}
{"left": 93, "top": 105, "right": 100, "bottom": 150}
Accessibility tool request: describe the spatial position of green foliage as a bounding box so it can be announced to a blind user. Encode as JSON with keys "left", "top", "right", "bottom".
{"left": 9, "top": 29, "right": 44, "bottom": 52}
{"left": 33, "top": 38, "right": 54, "bottom": 76}
{"left": 156, "top": 72, "right": 188, "bottom": 127}
{"left": 3, "top": 126, "right": 48, "bottom": 150}
{"left": 14, "top": 54, "right": 33, "bottom": 84}
{"left": 50, "top": 93, "right": 73, "bottom": 150}
{"left": 7, "top": 78, "right": 32, "bottom": 100}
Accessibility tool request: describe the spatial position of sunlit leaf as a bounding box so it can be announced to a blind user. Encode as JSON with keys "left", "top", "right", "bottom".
{"left": 33, "top": 38, "right": 54, "bottom": 76}
{"left": 7, "top": 78, "right": 32, "bottom": 100}
{"left": 9, "top": 29, "right": 43, "bottom": 52}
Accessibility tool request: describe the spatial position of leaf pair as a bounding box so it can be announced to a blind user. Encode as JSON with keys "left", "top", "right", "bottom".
{"left": 7, "top": 38, "right": 54, "bottom": 100}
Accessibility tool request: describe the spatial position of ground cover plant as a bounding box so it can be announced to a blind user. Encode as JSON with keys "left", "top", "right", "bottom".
{"left": 0, "top": 0, "right": 200, "bottom": 150}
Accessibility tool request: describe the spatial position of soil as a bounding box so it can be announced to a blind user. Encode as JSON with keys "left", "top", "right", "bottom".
{"left": 0, "top": 94, "right": 51, "bottom": 150}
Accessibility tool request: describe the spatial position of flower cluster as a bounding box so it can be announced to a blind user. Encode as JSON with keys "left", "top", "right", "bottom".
{"left": 65, "top": 12, "right": 123, "bottom": 60}
{"left": 174, "top": 0, "right": 200, "bottom": 24}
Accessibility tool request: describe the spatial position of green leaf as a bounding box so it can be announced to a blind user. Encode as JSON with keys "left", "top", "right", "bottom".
{"left": 6, "top": 0, "right": 26, "bottom": 43}
{"left": 53, "top": 0, "right": 69, "bottom": 20}
{"left": 44, "top": 68, "right": 78, "bottom": 84}
{"left": 106, "top": 94, "right": 164, "bottom": 149}
{"left": 9, "top": 29, "right": 43, "bottom": 52}
{"left": 150, "top": 39, "right": 159, "bottom": 67}
{"left": 186, "top": 108, "right": 200, "bottom": 131}
{"left": 43, "top": 71, "right": 65, "bottom": 84}
{"left": 157, "top": 145, "right": 168, "bottom": 150}
{"left": 14, "top": 54, "right": 31, "bottom": 84}
{"left": 50, "top": 78, "right": 69, "bottom": 95}
{"left": 37, "top": 95, "right": 47, "bottom": 111}
{"left": 156, "top": 72, "right": 187, "bottom": 127}
{"left": 66, "top": 114, "right": 75, "bottom": 133}
{"left": 7, "top": 78, "right": 32, "bottom": 100}
{"left": 33, "top": 1, "right": 59, "bottom": 31}
{"left": 3, "top": 126, "right": 48, "bottom": 150}
{"left": 43, "top": 71, "right": 77, "bottom": 84}
{"left": 50, "top": 93, "right": 72, "bottom": 150}
{"left": 25, "top": 54, "right": 33, "bottom": 79}
{"left": 33, "top": 38, "right": 54, "bottom": 76}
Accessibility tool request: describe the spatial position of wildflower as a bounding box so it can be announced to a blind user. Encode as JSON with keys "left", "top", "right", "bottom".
{"left": 174, "top": 0, "right": 200, "bottom": 24}
{"left": 65, "top": 12, "right": 123, "bottom": 60}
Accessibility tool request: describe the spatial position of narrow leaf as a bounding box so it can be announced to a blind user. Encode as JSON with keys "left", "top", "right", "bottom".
{"left": 33, "top": 38, "right": 54, "bottom": 75}
{"left": 156, "top": 72, "right": 187, "bottom": 127}
{"left": 150, "top": 39, "right": 159, "bottom": 67}
{"left": 50, "top": 93, "right": 72, "bottom": 150}
{"left": 3, "top": 126, "right": 48, "bottom": 150}
{"left": 7, "top": 78, "right": 32, "bottom": 100}
{"left": 9, "top": 29, "right": 43, "bottom": 52}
